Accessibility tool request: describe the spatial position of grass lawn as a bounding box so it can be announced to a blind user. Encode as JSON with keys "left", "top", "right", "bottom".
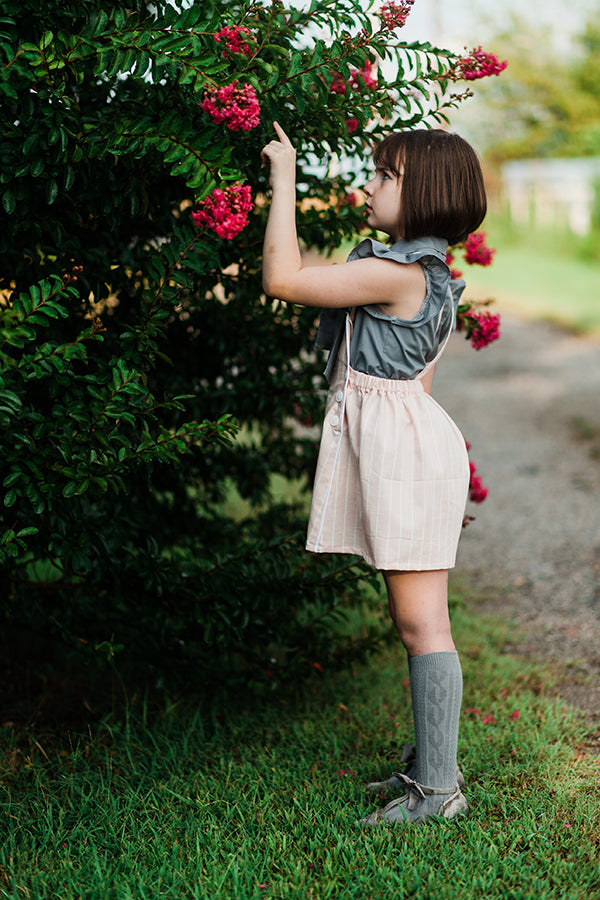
{"left": 463, "top": 218, "right": 600, "bottom": 336}
{"left": 2, "top": 221, "right": 599, "bottom": 899}
{"left": 1, "top": 587, "right": 599, "bottom": 900}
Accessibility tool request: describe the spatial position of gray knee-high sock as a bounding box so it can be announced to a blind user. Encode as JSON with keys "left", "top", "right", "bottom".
{"left": 409, "top": 650, "right": 463, "bottom": 790}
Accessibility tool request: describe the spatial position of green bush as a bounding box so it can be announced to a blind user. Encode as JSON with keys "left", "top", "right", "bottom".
{"left": 0, "top": 0, "right": 471, "bottom": 688}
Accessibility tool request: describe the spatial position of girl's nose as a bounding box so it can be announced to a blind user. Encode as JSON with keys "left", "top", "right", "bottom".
{"left": 364, "top": 178, "right": 374, "bottom": 196}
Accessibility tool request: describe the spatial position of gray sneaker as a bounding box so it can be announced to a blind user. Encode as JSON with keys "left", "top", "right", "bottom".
{"left": 359, "top": 772, "right": 469, "bottom": 827}
{"left": 365, "top": 743, "right": 466, "bottom": 795}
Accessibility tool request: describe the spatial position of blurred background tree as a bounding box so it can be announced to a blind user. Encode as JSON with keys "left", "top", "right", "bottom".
{"left": 451, "top": 11, "right": 600, "bottom": 163}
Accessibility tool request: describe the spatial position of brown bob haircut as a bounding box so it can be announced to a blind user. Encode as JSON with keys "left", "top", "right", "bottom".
{"left": 373, "top": 129, "right": 487, "bottom": 245}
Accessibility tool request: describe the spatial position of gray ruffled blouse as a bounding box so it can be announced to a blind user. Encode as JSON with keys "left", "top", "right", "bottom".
{"left": 315, "top": 236, "right": 465, "bottom": 382}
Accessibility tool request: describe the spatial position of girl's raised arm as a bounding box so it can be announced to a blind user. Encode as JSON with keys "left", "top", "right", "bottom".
{"left": 260, "top": 124, "right": 425, "bottom": 317}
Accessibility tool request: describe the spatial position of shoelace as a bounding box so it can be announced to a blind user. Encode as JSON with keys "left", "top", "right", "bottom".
{"left": 390, "top": 772, "right": 456, "bottom": 812}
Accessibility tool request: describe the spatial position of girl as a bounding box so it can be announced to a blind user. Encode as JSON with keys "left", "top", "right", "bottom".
{"left": 261, "top": 123, "right": 486, "bottom": 825}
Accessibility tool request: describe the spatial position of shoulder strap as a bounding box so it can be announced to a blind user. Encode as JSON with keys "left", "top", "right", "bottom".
{"left": 415, "top": 285, "right": 456, "bottom": 381}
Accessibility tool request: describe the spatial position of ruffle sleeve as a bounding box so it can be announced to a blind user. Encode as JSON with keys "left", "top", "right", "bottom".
{"left": 314, "top": 236, "right": 463, "bottom": 380}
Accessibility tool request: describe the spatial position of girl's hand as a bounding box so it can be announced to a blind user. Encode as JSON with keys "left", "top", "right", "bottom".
{"left": 260, "top": 121, "right": 296, "bottom": 190}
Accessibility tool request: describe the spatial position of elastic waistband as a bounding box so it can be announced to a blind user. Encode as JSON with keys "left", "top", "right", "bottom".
{"left": 346, "top": 366, "right": 425, "bottom": 394}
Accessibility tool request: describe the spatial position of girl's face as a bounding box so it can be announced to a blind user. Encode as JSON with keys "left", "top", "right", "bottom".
{"left": 364, "top": 162, "right": 404, "bottom": 241}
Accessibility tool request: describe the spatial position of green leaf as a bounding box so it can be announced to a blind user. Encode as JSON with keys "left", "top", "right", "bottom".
{"left": 73, "top": 479, "right": 90, "bottom": 495}
{"left": 46, "top": 178, "right": 58, "bottom": 205}
{"left": 93, "top": 10, "right": 109, "bottom": 36}
{"left": 287, "top": 51, "right": 304, "bottom": 78}
{"left": 16, "top": 526, "right": 39, "bottom": 538}
{"left": 64, "top": 166, "right": 75, "bottom": 190}
{"left": 0, "top": 389, "right": 22, "bottom": 409}
{"left": 2, "top": 188, "right": 15, "bottom": 214}
{"left": 23, "top": 134, "right": 37, "bottom": 157}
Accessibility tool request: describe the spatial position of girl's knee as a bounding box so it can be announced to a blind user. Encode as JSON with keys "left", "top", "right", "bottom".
{"left": 383, "top": 571, "right": 455, "bottom": 655}
{"left": 393, "top": 614, "right": 452, "bottom": 651}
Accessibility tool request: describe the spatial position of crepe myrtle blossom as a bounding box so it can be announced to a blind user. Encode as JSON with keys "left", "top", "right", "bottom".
{"left": 456, "top": 293, "right": 501, "bottom": 350}
{"left": 464, "top": 231, "right": 496, "bottom": 266}
{"left": 191, "top": 182, "right": 253, "bottom": 240}
{"left": 450, "top": 233, "right": 500, "bottom": 348}
{"left": 328, "top": 61, "right": 378, "bottom": 96}
{"left": 330, "top": 71, "right": 348, "bottom": 95}
{"left": 214, "top": 25, "right": 254, "bottom": 59}
{"left": 448, "top": 233, "right": 496, "bottom": 277}
{"left": 454, "top": 46, "right": 508, "bottom": 80}
{"left": 468, "top": 311, "right": 501, "bottom": 351}
{"left": 465, "top": 443, "right": 489, "bottom": 504}
{"left": 469, "top": 465, "right": 488, "bottom": 504}
{"left": 379, "top": 1, "right": 415, "bottom": 29}
{"left": 201, "top": 81, "right": 260, "bottom": 132}
{"left": 349, "top": 61, "right": 378, "bottom": 90}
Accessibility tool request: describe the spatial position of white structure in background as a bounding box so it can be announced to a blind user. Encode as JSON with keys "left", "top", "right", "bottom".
{"left": 503, "top": 158, "right": 600, "bottom": 236}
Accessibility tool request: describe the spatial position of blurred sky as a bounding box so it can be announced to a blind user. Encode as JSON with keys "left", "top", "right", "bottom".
{"left": 398, "top": 0, "right": 599, "bottom": 54}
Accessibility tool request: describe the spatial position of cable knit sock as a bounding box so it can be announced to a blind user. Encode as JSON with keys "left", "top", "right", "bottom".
{"left": 409, "top": 650, "right": 463, "bottom": 790}
{"left": 359, "top": 650, "right": 468, "bottom": 825}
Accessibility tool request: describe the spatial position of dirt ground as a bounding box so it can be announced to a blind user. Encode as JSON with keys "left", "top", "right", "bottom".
{"left": 434, "top": 314, "right": 600, "bottom": 722}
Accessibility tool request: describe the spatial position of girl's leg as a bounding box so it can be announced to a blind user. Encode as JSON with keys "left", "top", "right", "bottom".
{"left": 384, "top": 569, "right": 454, "bottom": 658}
{"left": 361, "top": 569, "right": 467, "bottom": 825}
{"left": 385, "top": 568, "right": 462, "bottom": 788}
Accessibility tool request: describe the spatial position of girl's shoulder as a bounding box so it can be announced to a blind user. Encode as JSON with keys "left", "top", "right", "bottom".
{"left": 351, "top": 236, "right": 466, "bottom": 327}
{"left": 347, "top": 236, "right": 449, "bottom": 269}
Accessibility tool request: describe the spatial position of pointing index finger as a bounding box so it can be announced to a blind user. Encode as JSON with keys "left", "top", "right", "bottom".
{"left": 273, "top": 121, "right": 293, "bottom": 146}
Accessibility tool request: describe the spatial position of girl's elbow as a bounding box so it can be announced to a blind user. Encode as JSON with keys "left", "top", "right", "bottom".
{"left": 262, "top": 274, "right": 279, "bottom": 297}
{"left": 263, "top": 273, "right": 289, "bottom": 300}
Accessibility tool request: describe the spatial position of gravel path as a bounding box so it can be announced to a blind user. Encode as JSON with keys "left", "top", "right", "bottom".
{"left": 434, "top": 314, "right": 600, "bottom": 715}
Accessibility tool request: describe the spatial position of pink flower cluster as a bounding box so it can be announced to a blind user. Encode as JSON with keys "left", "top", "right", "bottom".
{"left": 201, "top": 81, "right": 260, "bottom": 132}
{"left": 191, "top": 182, "right": 253, "bottom": 240}
{"left": 469, "top": 461, "right": 488, "bottom": 504}
{"left": 330, "top": 71, "right": 348, "bottom": 96}
{"left": 329, "top": 62, "right": 378, "bottom": 96}
{"left": 349, "top": 62, "right": 378, "bottom": 91}
{"left": 468, "top": 311, "right": 501, "bottom": 351}
{"left": 456, "top": 295, "right": 501, "bottom": 351}
{"left": 214, "top": 25, "right": 254, "bottom": 59}
{"left": 328, "top": 62, "right": 378, "bottom": 133}
{"left": 455, "top": 46, "right": 508, "bottom": 81}
{"left": 464, "top": 231, "right": 496, "bottom": 266}
{"left": 380, "top": 0, "right": 415, "bottom": 29}
{"left": 465, "top": 442, "right": 488, "bottom": 503}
